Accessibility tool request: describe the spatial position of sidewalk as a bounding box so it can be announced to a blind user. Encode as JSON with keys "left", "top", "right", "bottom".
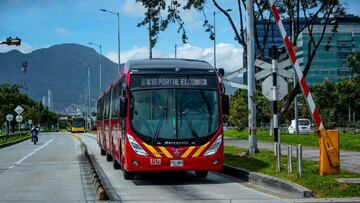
{"left": 224, "top": 137, "right": 360, "bottom": 174}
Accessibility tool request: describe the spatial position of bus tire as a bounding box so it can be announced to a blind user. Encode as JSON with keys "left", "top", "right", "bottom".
{"left": 100, "top": 148, "right": 106, "bottom": 156}
{"left": 123, "top": 170, "right": 135, "bottom": 180}
{"left": 195, "top": 170, "right": 208, "bottom": 178}
{"left": 106, "top": 152, "right": 113, "bottom": 161}
{"left": 113, "top": 159, "right": 121, "bottom": 169}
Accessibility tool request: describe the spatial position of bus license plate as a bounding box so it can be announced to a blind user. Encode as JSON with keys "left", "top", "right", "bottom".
{"left": 170, "top": 160, "right": 183, "bottom": 167}
{"left": 150, "top": 158, "right": 161, "bottom": 165}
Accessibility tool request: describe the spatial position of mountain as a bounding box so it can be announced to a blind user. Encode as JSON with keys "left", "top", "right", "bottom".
{"left": 0, "top": 43, "right": 118, "bottom": 113}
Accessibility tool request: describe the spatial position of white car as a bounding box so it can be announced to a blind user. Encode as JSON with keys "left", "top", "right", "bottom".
{"left": 288, "top": 119, "right": 311, "bottom": 134}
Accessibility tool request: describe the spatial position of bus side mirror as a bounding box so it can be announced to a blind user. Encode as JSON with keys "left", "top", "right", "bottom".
{"left": 222, "top": 93, "right": 230, "bottom": 115}
{"left": 120, "top": 97, "right": 127, "bottom": 118}
{"left": 218, "top": 68, "right": 225, "bottom": 77}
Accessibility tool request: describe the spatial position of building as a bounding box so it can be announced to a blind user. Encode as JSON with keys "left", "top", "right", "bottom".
{"left": 255, "top": 16, "right": 360, "bottom": 85}
{"left": 296, "top": 16, "right": 360, "bottom": 85}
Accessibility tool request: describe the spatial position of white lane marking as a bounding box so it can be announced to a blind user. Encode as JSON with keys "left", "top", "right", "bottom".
{"left": 7, "top": 138, "right": 55, "bottom": 169}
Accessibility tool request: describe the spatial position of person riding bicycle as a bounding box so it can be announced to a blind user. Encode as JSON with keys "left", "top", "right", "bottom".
{"left": 31, "top": 126, "right": 39, "bottom": 142}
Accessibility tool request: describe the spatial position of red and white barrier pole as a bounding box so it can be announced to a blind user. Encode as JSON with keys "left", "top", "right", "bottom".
{"left": 268, "top": 0, "right": 324, "bottom": 130}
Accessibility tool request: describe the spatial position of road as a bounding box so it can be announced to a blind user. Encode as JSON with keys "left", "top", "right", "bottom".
{"left": 79, "top": 133, "right": 286, "bottom": 203}
{"left": 0, "top": 132, "right": 96, "bottom": 202}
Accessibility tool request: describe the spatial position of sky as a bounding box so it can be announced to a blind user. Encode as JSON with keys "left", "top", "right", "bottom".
{"left": 0, "top": 0, "right": 359, "bottom": 72}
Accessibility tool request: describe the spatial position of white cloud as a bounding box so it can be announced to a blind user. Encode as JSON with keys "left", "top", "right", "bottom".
{"left": 176, "top": 43, "right": 243, "bottom": 72}
{"left": 105, "top": 43, "right": 243, "bottom": 72}
{"left": 123, "top": 0, "right": 145, "bottom": 17}
{"left": 0, "top": 41, "right": 34, "bottom": 54}
{"left": 54, "top": 27, "right": 70, "bottom": 35}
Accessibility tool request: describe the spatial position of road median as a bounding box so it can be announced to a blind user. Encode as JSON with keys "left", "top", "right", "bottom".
{"left": 0, "top": 132, "right": 31, "bottom": 149}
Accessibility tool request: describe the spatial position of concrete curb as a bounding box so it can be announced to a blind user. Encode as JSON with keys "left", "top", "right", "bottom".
{"left": 78, "top": 141, "right": 110, "bottom": 201}
{"left": 79, "top": 140, "right": 122, "bottom": 202}
{"left": 0, "top": 135, "right": 31, "bottom": 149}
{"left": 222, "top": 165, "right": 314, "bottom": 198}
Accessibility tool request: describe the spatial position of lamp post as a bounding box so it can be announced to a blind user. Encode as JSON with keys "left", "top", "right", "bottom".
{"left": 89, "top": 42, "right": 102, "bottom": 93}
{"left": 213, "top": 9, "right": 231, "bottom": 69}
{"left": 100, "top": 9, "right": 120, "bottom": 73}
{"left": 80, "top": 62, "right": 91, "bottom": 130}
{"left": 174, "top": 43, "right": 185, "bottom": 58}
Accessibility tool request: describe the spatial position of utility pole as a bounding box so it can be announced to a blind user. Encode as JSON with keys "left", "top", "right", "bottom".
{"left": 148, "top": 8, "right": 152, "bottom": 59}
{"left": 21, "top": 61, "right": 28, "bottom": 96}
{"left": 213, "top": 11, "right": 217, "bottom": 69}
{"left": 271, "top": 46, "right": 279, "bottom": 144}
{"left": 87, "top": 65, "right": 91, "bottom": 130}
{"left": 246, "top": 0, "right": 257, "bottom": 154}
{"left": 89, "top": 42, "right": 102, "bottom": 93}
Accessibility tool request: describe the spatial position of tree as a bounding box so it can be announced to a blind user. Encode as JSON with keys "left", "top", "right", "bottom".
{"left": 0, "top": 84, "right": 58, "bottom": 131}
{"left": 348, "top": 51, "right": 360, "bottom": 75}
{"left": 136, "top": 0, "right": 344, "bottom": 123}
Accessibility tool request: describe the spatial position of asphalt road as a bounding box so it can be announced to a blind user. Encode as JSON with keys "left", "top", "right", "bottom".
{"left": 79, "top": 133, "right": 286, "bottom": 203}
{"left": 0, "top": 132, "right": 96, "bottom": 202}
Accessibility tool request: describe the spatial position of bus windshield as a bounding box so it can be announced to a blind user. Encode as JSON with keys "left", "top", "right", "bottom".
{"left": 72, "top": 118, "right": 84, "bottom": 127}
{"left": 130, "top": 89, "right": 220, "bottom": 142}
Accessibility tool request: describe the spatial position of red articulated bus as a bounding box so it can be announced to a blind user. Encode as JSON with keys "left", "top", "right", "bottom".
{"left": 96, "top": 58, "right": 229, "bottom": 179}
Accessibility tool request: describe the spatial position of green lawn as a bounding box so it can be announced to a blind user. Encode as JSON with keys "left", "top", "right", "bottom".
{"left": 224, "top": 146, "right": 360, "bottom": 198}
{"left": 225, "top": 130, "right": 360, "bottom": 152}
{"left": 0, "top": 132, "right": 31, "bottom": 145}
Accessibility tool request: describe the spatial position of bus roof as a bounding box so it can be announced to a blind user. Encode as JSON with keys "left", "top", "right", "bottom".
{"left": 127, "top": 58, "right": 214, "bottom": 71}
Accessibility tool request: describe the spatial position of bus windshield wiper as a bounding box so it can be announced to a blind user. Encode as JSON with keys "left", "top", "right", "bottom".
{"left": 182, "top": 110, "right": 199, "bottom": 142}
{"left": 152, "top": 99, "right": 168, "bottom": 143}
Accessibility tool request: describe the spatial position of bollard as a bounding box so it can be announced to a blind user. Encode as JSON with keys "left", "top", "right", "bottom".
{"left": 287, "top": 145, "right": 292, "bottom": 174}
{"left": 297, "top": 144, "right": 302, "bottom": 178}
{"left": 276, "top": 142, "right": 280, "bottom": 173}
{"left": 273, "top": 142, "right": 275, "bottom": 156}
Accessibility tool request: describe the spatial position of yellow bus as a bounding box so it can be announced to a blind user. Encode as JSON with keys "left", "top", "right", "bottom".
{"left": 69, "top": 117, "right": 85, "bottom": 133}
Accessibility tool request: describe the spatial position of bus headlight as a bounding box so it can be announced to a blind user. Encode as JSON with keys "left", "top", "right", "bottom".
{"left": 127, "top": 134, "right": 149, "bottom": 156}
{"left": 203, "top": 135, "right": 222, "bottom": 156}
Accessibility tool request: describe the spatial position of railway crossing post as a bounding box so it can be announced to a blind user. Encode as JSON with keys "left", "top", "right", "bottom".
{"left": 267, "top": 0, "right": 340, "bottom": 175}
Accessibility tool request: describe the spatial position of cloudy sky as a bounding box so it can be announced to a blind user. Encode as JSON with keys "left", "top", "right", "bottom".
{"left": 0, "top": 0, "right": 358, "bottom": 72}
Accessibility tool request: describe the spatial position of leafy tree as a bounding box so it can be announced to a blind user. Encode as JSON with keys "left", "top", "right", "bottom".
{"left": 348, "top": 51, "right": 360, "bottom": 75}
{"left": 0, "top": 84, "right": 58, "bottom": 132}
{"left": 229, "top": 90, "right": 248, "bottom": 130}
{"left": 229, "top": 89, "right": 270, "bottom": 130}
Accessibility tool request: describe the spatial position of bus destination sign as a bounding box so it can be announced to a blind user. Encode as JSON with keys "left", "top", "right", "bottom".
{"left": 131, "top": 75, "right": 217, "bottom": 89}
{"left": 141, "top": 78, "right": 208, "bottom": 87}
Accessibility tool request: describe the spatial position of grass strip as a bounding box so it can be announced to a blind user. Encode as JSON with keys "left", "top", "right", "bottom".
{"left": 224, "top": 130, "right": 360, "bottom": 152}
{"left": 224, "top": 146, "right": 360, "bottom": 198}
{"left": 0, "top": 133, "right": 31, "bottom": 145}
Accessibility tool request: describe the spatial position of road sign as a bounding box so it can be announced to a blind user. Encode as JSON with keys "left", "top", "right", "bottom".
{"left": 262, "top": 76, "right": 288, "bottom": 101}
{"left": 6, "top": 114, "right": 13, "bottom": 122}
{"left": 255, "top": 59, "right": 293, "bottom": 81}
{"left": 28, "top": 119, "right": 33, "bottom": 125}
{"left": 15, "top": 105, "right": 24, "bottom": 115}
{"left": 16, "top": 115, "right": 23, "bottom": 123}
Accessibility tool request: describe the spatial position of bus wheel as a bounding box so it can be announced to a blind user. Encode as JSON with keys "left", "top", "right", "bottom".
{"left": 195, "top": 170, "right": 208, "bottom": 178}
{"left": 100, "top": 148, "right": 106, "bottom": 156}
{"left": 106, "top": 152, "right": 113, "bottom": 161}
{"left": 113, "top": 159, "right": 121, "bottom": 170}
{"left": 123, "top": 170, "right": 135, "bottom": 180}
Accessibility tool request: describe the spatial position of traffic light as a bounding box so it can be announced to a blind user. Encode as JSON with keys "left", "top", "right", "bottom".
{"left": 5, "top": 37, "right": 21, "bottom": 46}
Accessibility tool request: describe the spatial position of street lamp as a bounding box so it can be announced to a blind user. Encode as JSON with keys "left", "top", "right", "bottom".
{"left": 79, "top": 62, "right": 91, "bottom": 131}
{"left": 213, "top": 9, "right": 231, "bottom": 69}
{"left": 174, "top": 43, "right": 185, "bottom": 58}
{"left": 100, "top": 8, "right": 120, "bottom": 73}
{"left": 89, "top": 42, "right": 102, "bottom": 93}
